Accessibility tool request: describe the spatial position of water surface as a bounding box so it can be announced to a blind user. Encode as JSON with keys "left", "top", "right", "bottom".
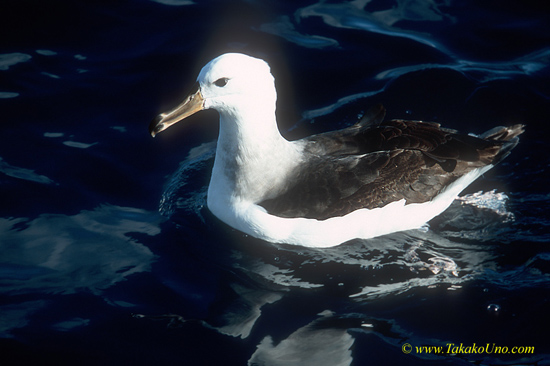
{"left": 1, "top": 1, "right": 549, "bottom": 365}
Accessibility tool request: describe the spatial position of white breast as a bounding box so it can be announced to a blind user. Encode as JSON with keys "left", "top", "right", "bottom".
{"left": 208, "top": 166, "right": 493, "bottom": 247}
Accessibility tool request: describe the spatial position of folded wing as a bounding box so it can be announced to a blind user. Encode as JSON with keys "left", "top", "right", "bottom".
{"left": 259, "top": 105, "right": 524, "bottom": 219}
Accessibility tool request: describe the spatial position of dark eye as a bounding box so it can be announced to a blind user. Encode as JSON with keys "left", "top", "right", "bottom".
{"left": 214, "top": 77, "right": 229, "bottom": 87}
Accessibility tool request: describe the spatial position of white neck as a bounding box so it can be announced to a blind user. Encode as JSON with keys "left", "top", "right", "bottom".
{"left": 207, "top": 104, "right": 303, "bottom": 225}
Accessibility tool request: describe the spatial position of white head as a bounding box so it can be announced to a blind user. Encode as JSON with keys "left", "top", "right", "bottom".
{"left": 199, "top": 53, "right": 276, "bottom": 113}
{"left": 150, "top": 53, "right": 277, "bottom": 137}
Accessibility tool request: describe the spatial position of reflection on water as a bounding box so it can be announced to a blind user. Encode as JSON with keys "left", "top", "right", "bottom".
{"left": 0, "top": 52, "right": 32, "bottom": 71}
{"left": 230, "top": 226, "right": 498, "bottom": 300}
{"left": 249, "top": 310, "right": 355, "bottom": 366}
{"left": 0, "top": 157, "right": 55, "bottom": 185}
{"left": 297, "top": 0, "right": 446, "bottom": 49}
{"left": 150, "top": 132, "right": 545, "bottom": 365}
{"left": 0, "top": 301, "right": 47, "bottom": 338}
{"left": 0, "top": 205, "right": 162, "bottom": 339}
{"left": 1, "top": 0, "right": 548, "bottom": 363}
{"left": 259, "top": 16, "right": 339, "bottom": 49}
{"left": 213, "top": 283, "right": 283, "bottom": 339}
{"left": 376, "top": 47, "right": 550, "bottom": 82}
{"left": 0, "top": 205, "right": 160, "bottom": 295}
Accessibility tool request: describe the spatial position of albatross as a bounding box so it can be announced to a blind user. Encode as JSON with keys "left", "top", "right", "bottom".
{"left": 149, "top": 53, "right": 524, "bottom": 248}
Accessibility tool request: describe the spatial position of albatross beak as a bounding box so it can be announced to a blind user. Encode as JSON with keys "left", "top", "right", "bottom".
{"left": 149, "top": 82, "right": 205, "bottom": 137}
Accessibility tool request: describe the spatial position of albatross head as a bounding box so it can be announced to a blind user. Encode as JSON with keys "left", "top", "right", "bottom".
{"left": 149, "top": 53, "right": 277, "bottom": 137}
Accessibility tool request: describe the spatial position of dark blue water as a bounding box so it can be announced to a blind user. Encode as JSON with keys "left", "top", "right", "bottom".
{"left": 1, "top": 1, "right": 549, "bottom": 365}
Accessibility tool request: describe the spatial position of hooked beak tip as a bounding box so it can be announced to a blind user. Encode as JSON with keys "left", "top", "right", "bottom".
{"left": 149, "top": 82, "right": 204, "bottom": 138}
{"left": 149, "top": 114, "right": 165, "bottom": 137}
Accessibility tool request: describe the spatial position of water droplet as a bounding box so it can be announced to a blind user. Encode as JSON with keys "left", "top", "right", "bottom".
{"left": 487, "top": 304, "right": 501, "bottom": 313}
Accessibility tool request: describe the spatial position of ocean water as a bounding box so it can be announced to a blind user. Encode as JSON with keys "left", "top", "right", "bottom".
{"left": 1, "top": 1, "right": 549, "bottom": 365}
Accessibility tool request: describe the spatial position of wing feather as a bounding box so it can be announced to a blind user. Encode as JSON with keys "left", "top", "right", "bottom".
{"left": 259, "top": 105, "right": 524, "bottom": 219}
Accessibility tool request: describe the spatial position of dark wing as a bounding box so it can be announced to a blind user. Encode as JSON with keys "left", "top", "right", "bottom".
{"left": 259, "top": 105, "right": 524, "bottom": 219}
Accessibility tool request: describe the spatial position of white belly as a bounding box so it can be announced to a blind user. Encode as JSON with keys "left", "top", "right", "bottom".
{"left": 208, "top": 166, "right": 493, "bottom": 248}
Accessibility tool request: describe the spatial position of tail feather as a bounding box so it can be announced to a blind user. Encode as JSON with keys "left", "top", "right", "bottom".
{"left": 480, "top": 124, "right": 525, "bottom": 141}
{"left": 480, "top": 124, "right": 525, "bottom": 165}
